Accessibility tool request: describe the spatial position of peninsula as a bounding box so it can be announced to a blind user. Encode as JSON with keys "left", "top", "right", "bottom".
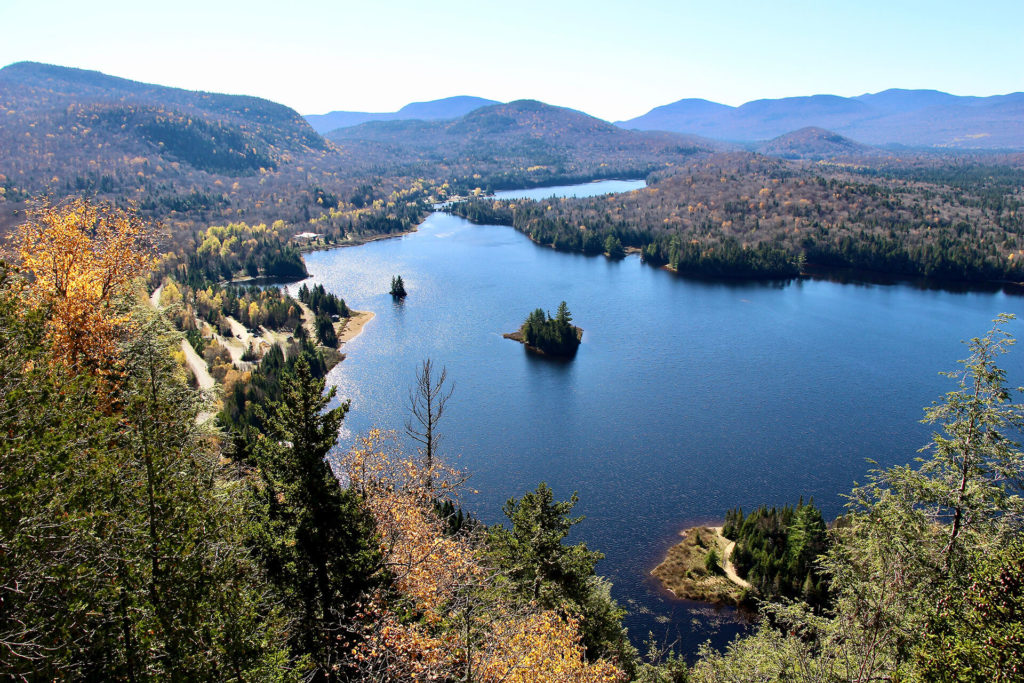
{"left": 651, "top": 526, "right": 748, "bottom": 606}
{"left": 653, "top": 501, "right": 830, "bottom": 608}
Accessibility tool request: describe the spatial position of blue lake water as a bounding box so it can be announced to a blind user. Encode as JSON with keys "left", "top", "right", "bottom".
{"left": 292, "top": 186, "right": 1024, "bottom": 656}
{"left": 491, "top": 178, "right": 646, "bottom": 200}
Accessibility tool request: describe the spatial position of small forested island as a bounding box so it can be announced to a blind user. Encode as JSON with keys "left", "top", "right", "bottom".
{"left": 390, "top": 274, "right": 407, "bottom": 298}
{"left": 504, "top": 301, "right": 582, "bottom": 357}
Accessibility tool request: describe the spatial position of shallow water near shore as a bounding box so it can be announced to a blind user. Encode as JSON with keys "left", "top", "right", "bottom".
{"left": 292, "top": 184, "right": 1024, "bottom": 658}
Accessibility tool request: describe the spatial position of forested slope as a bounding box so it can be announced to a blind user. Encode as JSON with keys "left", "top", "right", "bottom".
{"left": 450, "top": 152, "right": 1024, "bottom": 283}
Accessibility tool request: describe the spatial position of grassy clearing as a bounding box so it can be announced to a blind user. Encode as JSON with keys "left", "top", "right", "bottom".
{"left": 651, "top": 525, "right": 747, "bottom": 606}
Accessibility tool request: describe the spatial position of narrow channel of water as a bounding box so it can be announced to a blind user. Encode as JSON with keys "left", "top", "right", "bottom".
{"left": 491, "top": 178, "right": 646, "bottom": 200}
{"left": 292, "top": 181, "right": 1023, "bottom": 657}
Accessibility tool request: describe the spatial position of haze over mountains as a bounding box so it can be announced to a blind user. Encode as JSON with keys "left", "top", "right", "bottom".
{"left": 617, "top": 89, "right": 1024, "bottom": 149}
{"left": 304, "top": 96, "right": 500, "bottom": 133}
{"left": 310, "top": 88, "right": 1024, "bottom": 151}
{"left": 3, "top": 59, "right": 1023, "bottom": 228}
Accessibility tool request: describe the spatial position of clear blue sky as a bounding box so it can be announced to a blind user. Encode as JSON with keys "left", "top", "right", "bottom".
{"left": 1, "top": 0, "right": 1021, "bottom": 121}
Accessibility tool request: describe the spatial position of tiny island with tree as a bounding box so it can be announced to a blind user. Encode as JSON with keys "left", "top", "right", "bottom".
{"left": 390, "top": 274, "right": 407, "bottom": 299}
{"left": 504, "top": 301, "right": 583, "bottom": 357}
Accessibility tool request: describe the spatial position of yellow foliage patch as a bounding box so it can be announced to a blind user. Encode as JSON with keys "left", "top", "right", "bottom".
{"left": 16, "top": 198, "right": 154, "bottom": 371}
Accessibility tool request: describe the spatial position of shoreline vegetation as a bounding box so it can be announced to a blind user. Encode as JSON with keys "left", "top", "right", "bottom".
{"left": 501, "top": 326, "right": 584, "bottom": 355}
{"left": 651, "top": 525, "right": 750, "bottom": 606}
{"left": 294, "top": 225, "right": 420, "bottom": 254}
{"left": 292, "top": 180, "right": 1024, "bottom": 295}
{"left": 655, "top": 499, "right": 831, "bottom": 610}
{"left": 445, "top": 155, "right": 1024, "bottom": 286}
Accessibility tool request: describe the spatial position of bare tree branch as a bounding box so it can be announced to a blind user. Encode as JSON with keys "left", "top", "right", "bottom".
{"left": 406, "top": 359, "right": 454, "bottom": 490}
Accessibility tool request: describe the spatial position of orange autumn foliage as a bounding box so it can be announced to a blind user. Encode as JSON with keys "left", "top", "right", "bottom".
{"left": 340, "top": 432, "right": 624, "bottom": 683}
{"left": 342, "top": 430, "right": 482, "bottom": 617}
{"left": 15, "top": 198, "right": 154, "bottom": 371}
{"left": 473, "top": 611, "right": 625, "bottom": 683}
{"left": 353, "top": 604, "right": 459, "bottom": 681}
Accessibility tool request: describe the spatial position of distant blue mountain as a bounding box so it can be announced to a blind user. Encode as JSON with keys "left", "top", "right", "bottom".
{"left": 617, "top": 89, "right": 1024, "bottom": 149}
{"left": 853, "top": 88, "right": 968, "bottom": 112}
{"left": 304, "top": 96, "right": 500, "bottom": 133}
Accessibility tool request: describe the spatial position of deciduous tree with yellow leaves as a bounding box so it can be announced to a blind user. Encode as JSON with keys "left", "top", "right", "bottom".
{"left": 340, "top": 431, "right": 627, "bottom": 682}
{"left": 15, "top": 197, "right": 154, "bottom": 371}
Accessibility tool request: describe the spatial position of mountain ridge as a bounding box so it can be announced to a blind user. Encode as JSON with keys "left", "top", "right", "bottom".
{"left": 327, "top": 98, "right": 724, "bottom": 190}
{"left": 617, "top": 88, "right": 1024, "bottom": 149}
{"left": 304, "top": 95, "right": 500, "bottom": 133}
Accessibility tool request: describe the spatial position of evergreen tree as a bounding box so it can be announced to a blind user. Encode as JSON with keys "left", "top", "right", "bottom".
{"left": 314, "top": 312, "right": 338, "bottom": 348}
{"left": 604, "top": 234, "right": 625, "bottom": 259}
{"left": 0, "top": 277, "right": 293, "bottom": 679}
{"left": 487, "top": 483, "right": 636, "bottom": 672}
{"left": 249, "top": 356, "right": 382, "bottom": 681}
{"left": 887, "top": 313, "right": 1024, "bottom": 573}
{"left": 390, "top": 275, "right": 407, "bottom": 298}
{"left": 555, "top": 300, "right": 573, "bottom": 325}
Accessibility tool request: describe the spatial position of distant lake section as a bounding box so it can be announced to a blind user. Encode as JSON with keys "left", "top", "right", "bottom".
{"left": 294, "top": 180, "right": 1023, "bottom": 658}
{"left": 490, "top": 178, "right": 646, "bottom": 200}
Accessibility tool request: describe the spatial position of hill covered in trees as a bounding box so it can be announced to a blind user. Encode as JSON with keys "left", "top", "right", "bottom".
{"left": 328, "top": 99, "right": 723, "bottom": 192}
{"left": 753, "top": 127, "right": 873, "bottom": 160}
{"left": 0, "top": 61, "right": 437, "bottom": 250}
{"left": 449, "top": 151, "right": 1024, "bottom": 283}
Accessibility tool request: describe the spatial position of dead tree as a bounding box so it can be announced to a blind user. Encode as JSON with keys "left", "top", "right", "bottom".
{"left": 406, "top": 359, "right": 454, "bottom": 490}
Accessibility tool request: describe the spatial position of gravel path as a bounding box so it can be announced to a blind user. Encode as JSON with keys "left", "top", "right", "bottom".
{"left": 711, "top": 527, "right": 753, "bottom": 590}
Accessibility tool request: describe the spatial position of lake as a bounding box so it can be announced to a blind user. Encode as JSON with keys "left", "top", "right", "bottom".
{"left": 491, "top": 178, "right": 647, "bottom": 200}
{"left": 292, "top": 181, "right": 1024, "bottom": 656}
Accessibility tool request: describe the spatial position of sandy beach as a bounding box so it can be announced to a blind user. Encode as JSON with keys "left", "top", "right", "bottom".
{"left": 340, "top": 310, "right": 374, "bottom": 344}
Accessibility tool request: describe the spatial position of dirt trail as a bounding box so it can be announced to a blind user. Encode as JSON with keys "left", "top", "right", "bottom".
{"left": 712, "top": 527, "right": 752, "bottom": 590}
{"left": 215, "top": 316, "right": 255, "bottom": 365}
{"left": 225, "top": 316, "right": 252, "bottom": 344}
{"left": 180, "top": 339, "right": 216, "bottom": 424}
{"left": 295, "top": 300, "right": 317, "bottom": 337}
{"left": 149, "top": 284, "right": 163, "bottom": 309}
{"left": 181, "top": 339, "right": 214, "bottom": 391}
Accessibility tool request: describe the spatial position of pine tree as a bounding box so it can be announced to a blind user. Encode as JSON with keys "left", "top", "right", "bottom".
{"left": 249, "top": 356, "right": 381, "bottom": 680}
{"left": 887, "top": 313, "right": 1024, "bottom": 573}
{"left": 390, "top": 275, "right": 407, "bottom": 298}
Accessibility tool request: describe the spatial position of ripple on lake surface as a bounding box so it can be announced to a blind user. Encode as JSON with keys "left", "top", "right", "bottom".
{"left": 294, "top": 199, "right": 1024, "bottom": 657}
